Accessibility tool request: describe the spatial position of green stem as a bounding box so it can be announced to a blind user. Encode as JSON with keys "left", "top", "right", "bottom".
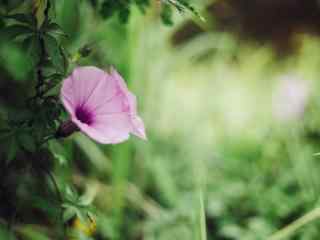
{"left": 268, "top": 207, "right": 320, "bottom": 240}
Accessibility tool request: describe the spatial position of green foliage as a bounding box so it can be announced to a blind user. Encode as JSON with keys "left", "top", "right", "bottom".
{"left": 99, "top": 0, "right": 201, "bottom": 24}
{"left": 161, "top": 3, "right": 174, "bottom": 26}
{"left": 163, "top": 0, "right": 204, "bottom": 22}
{"left": 44, "top": 34, "right": 65, "bottom": 73}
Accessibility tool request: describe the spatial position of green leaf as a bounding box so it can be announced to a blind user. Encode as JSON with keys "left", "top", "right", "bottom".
{"left": 44, "top": 34, "right": 64, "bottom": 73}
{"left": 60, "top": 45, "right": 69, "bottom": 74}
{"left": 100, "top": 0, "right": 121, "bottom": 19}
{"left": 49, "top": 140, "right": 68, "bottom": 165}
{"left": 2, "top": 25, "right": 34, "bottom": 40}
{"left": 46, "top": 22, "right": 68, "bottom": 37}
{"left": 64, "top": 186, "right": 79, "bottom": 202}
{"left": 5, "top": 14, "right": 36, "bottom": 26}
{"left": 63, "top": 206, "right": 77, "bottom": 223}
{"left": 78, "top": 194, "right": 94, "bottom": 207}
{"left": 23, "top": 35, "right": 41, "bottom": 66}
{"left": 161, "top": 4, "right": 174, "bottom": 26}
{"left": 118, "top": 7, "right": 130, "bottom": 23}
{"left": 165, "top": 0, "right": 204, "bottom": 21}
{"left": 17, "top": 132, "right": 36, "bottom": 152}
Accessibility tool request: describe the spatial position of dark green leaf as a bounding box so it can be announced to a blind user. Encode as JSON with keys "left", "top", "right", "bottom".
{"left": 5, "top": 13, "right": 36, "bottom": 26}
{"left": 44, "top": 34, "right": 64, "bottom": 73}
{"left": 161, "top": 4, "right": 174, "bottom": 26}
{"left": 100, "top": 0, "right": 120, "bottom": 19}
{"left": 8, "top": 108, "right": 33, "bottom": 125}
{"left": 134, "top": 0, "right": 150, "bottom": 13}
{"left": 17, "top": 132, "right": 36, "bottom": 152}
{"left": 118, "top": 7, "right": 130, "bottom": 23}
{"left": 2, "top": 25, "right": 34, "bottom": 40}
{"left": 60, "top": 46, "right": 69, "bottom": 74}
{"left": 23, "top": 35, "right": 41, "bottom": 66}
{"left": 164, "top": 0, "right": 204, "bottom": 21}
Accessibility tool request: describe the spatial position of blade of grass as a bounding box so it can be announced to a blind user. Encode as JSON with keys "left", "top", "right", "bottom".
{"left": 268, "top": 207, "right": 320, "bottom": 240}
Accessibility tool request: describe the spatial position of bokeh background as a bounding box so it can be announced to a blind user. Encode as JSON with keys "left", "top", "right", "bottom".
{"left": 2, "top": 0, "right": 320, "bottom": 239}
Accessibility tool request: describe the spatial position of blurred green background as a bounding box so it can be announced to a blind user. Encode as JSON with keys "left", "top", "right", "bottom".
{"left": 3, "top": 0, "right": 320, "bottom": 239}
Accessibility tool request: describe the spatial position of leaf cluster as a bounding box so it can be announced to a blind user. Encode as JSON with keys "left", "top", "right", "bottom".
{"left": 99, "top": 0, "right": 202, "bottom": 24}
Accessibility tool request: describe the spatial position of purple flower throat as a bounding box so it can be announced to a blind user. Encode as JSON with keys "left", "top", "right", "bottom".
{"left": 75, "top": 106, "right": 94, "bottom": 125}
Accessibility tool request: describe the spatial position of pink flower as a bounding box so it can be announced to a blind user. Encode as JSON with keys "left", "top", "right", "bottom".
{"left": 58, "top": 66, "right": 146, "bottom": 144}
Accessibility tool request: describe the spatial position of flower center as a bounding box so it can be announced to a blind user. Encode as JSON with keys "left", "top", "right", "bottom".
{"left": 75, "top": 106, "right": 93, "bottom": 125}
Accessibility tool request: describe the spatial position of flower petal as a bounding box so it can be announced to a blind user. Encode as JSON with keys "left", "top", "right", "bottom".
{"left": 71, "top": 66, "right": 107, "bottom": 107}
{"left": 131, "top": 115, "right": 147, "bottom": 140}
{"left": 74, "top": 113, "right": 131, "bottom": 144}
{"left": 84, "top": 72, "right": 120, "bottom": 111}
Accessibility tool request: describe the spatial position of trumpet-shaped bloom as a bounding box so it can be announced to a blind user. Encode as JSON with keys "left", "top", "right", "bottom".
{"left": 60, "top": 66, "right": 146, "bottom": 144}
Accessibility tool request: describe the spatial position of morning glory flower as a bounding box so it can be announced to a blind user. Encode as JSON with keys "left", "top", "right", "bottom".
{"left": 57, "top": 66, "right": 146, "bottom": 144}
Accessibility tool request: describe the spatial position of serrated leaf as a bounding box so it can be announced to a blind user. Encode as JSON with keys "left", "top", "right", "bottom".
{"left": 44, "top": 34, "right": 64, "bottom": 73}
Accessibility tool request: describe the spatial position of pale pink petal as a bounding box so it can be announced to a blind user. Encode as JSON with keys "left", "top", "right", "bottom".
{"left": 84, "top": 74, "right": 120, "bottom": 111}
{"left": 110, "top": 68, "right": 129, "bottom": 92}
{"left": 78, "top": 113, "right": 131, "bottom": 144}
{"left": 94, "top": 92, "right": 128, "bottom": 116}
{"left": 71, "top": 66, "right": 107, "bottom": 106}
{"left": 109, "top": 69, "right": 140, "bottom": 115}
{"left": 61, "top": 74, "right": 76, "bottom": 115}
{"left": 60, "top": 66, "right": 147, "bottom": 143}
{"left": 71, "top": 117, "right": 126, "bottom": 144}
{"left": 131, "top": 116, "right": 147, "bottom": 140}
